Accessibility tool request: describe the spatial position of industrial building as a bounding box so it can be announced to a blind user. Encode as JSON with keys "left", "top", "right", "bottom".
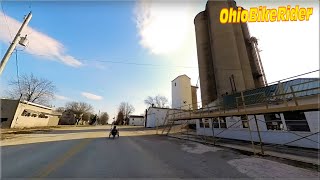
{"left": 160, "top": 77, "right": 320, "bottom": 149}
{"left": 0, "top": 99, "right": 61, "bottom": 128}
{"left": 194, "top": 78, "right": 320, "bottom": 149}
{"left": 194, "top": 0, "right": 266, "bottom": 107}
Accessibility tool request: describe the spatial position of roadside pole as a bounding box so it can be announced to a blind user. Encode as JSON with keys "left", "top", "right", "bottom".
{"left": 0, "top": 12, "right": 32, "bottom": 76}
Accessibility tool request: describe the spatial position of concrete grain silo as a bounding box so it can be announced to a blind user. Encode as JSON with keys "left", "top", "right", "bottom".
{"left": 194, "top": 0, "right": 266, "bottom": 106}
{"left": 194, "top": 11, "right": 217, "bottom": 107}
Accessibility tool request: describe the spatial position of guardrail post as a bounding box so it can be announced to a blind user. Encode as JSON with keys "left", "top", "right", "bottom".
{"left": 241, "top": 91, "right": 256, "bottom": 155}
{"left": 254, "top": 115, "right": 264, "bottom": 155}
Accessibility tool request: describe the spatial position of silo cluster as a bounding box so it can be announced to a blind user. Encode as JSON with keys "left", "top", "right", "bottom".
{"left": 194, "top": 0, "right": 266, "bottom": 107}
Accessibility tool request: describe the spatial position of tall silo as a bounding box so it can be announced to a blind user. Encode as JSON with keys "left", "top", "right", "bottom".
{"left": 194, "top": 11, "right": 217, "bottom": 107}
{"left": 229, "top": 1, "right": 256, "bottom": 90}
{"left": 206, "top": 0, "right": 255, "bottom": 97}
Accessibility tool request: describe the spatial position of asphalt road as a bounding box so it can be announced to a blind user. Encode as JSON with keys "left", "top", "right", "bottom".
{"left": 1, "top": 126, "right": 318, "bottom": 179}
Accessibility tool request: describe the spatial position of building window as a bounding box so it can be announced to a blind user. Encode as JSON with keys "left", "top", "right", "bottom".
{"left": 175, "top": 82, "right": 176, "bottom": 86}
{"left": 212, "top": 118, "right": 219, "bottom": 128}
{"left": 204, "top": 122, "right": 210, "bottom": 128}
{"left": 241, "top": 115, "right": 249, "bottom": 128}
{"left": 283, "top": 111, "right": 310, "bottom": 132}
{"left": 199, "top": 119, "right": 204, "bottom": 128}
{"left": 264, "top": 113, "right": 283, "bottom": 130}
{"left": 1, "top": 118, "right": 8, "bottom": 122}
{"left": 219, "top": 117, "right": 227, "bottom": 128}
{"left": 39, "top": 113, "right": 48, "bottom": 119}
{"left": 21, "top": 110, "right": 30, "bottom": 117}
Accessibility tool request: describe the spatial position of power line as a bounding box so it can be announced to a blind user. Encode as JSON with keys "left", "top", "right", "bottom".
{"left": 20, "top": 51, "right": 200, "bottom": 69}
{"left": 15, "top": 49, "right": 21, "bottom": 93}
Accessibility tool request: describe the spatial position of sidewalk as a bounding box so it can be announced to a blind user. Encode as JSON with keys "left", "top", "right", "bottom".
{"left": 167, "top": 133, "right": 320, "bottom": 167}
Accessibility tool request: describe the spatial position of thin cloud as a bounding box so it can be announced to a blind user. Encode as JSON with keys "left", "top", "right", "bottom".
{"left": 0, "top": 12, "right": 82, "bottom": 67}
{"left": 55, "top": 95, "right": 69, "bottom": 100}
{"left": 81, "top": 92, "right": 103, "bottom": 101}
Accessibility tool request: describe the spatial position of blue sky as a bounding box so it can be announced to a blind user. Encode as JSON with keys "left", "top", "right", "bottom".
{"left": 0, "top": 0, "right": 319, "bottom": 119}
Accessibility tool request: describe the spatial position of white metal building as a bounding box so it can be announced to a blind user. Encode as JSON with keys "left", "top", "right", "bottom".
{"left": 172, "top": 75, "right": 193, "bottom": 110}
{"left": 129, "top": 115, "right": 145, "bottom": 126}
{"left": 146, "top": 107, "right": 170, "bottom": 128}
{"left": 145, "top": 107, "right": 195, "bottom": 128}
{"left": 194, "top": 78, "right": 320, "bottom": 149}
{"left": 196, "top": 110, "right": 319, "bottom": 149}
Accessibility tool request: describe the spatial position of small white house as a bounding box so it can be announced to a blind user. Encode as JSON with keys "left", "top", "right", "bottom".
{"left": 129, "top": 115, "right": 145, "bottom": 126}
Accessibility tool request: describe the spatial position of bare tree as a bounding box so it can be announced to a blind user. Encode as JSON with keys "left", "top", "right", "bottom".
{"left": 118, "top": 102, "right": 135, "bottom": 125}
{"left": 65, "top": 101, "right": 93, "bottom": 119}
{"left": 6, "top": 73, "right": 57, "bottom": 105}
{"left": 98, "top": 112, "right": 109, "bottom": 125}
{"left": 115, "top": 111, "right": 124, "bottom": 125}
{"left": 144, "top": 95, "right": 169, "bottom": 108}
{"left": 55, "top": 107, "right": 65, "bottom": 113}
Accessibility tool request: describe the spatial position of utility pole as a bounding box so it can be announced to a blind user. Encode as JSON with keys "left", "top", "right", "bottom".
{"left": 0, "top": 12, "right": 32, "bottom": 76}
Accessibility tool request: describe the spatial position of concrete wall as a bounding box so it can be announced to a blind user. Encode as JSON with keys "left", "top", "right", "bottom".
{"left": 11, "top": 102, "right": 59, "bottom": 128}
{"left": 0, "top": 99, "right": 19, "bottom": 128}
{"left": 196, "top": 110, "right": 320, "bottom": 149}
{"left": 129, "top": 117, "right": 144, "bottom": 126}
{"left": 194, "top": 11, "right": 217, "bottom": 106}
{"left": 47, "top": 116, "right": 60, "bottom": 126}
{"left": 172, "top": 75, "right": 192, "bottom": 110}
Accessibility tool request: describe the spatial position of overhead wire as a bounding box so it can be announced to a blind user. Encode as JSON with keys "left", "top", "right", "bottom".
{"left": 15, "top": 49, "right": 21, "bottom": 94}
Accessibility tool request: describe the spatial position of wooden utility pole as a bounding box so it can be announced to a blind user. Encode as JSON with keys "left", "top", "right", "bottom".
{"left": 0, "top": 12, "right": 32, "bottom": 76}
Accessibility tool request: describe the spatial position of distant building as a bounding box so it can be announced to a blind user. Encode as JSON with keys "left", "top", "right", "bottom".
{"left": 194, "top": 0, "right": 267, "bottom": 107}
{"left": 0, "top": 99, "right": 61, "bottom": 128}
{"left": 171, "top": 75, "right": 198, "bottom": 110}
{"left": 128, "top": 115, "right": 145, "bottom": 126}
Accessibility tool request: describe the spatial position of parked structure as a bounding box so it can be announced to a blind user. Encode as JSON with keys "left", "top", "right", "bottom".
{"left": 128, "top": 115, "right": 145, "bottom": 126}
{"left": 0, "top": 99, "right": 61, "bottom": 128}
{"left": 194, "top": 0, "right": 266, "bottom": 107}
{"left": 172, "top": 75, "right": 198, "bottom": 110}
